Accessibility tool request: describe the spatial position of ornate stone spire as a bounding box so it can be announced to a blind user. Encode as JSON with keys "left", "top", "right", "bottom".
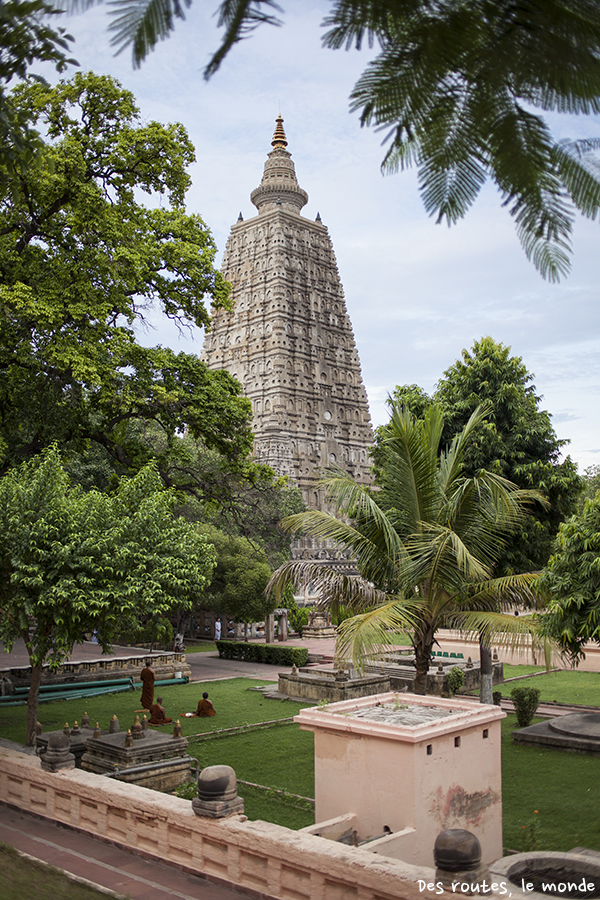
{"left": 250, "top": 114, "right": 308, "bottom": 214}
{"left": 203, "top": 116, "right": 373, "bottom": 518}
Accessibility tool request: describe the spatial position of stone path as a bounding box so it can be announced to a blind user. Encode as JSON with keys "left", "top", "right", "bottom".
{"left": 0, "top": 803, "right": 251, "bottom": 899}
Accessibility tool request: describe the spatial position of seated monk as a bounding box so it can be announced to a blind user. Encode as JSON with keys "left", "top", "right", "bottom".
{"left": 196, "top": 692, "right": 216, "bottom": 717}
{"left": 148, "top": 697, "right": 172, "bottom": 725}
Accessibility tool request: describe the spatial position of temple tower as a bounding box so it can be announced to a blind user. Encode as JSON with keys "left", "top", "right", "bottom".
{"left": 202, "top": 116, "right": 373, "bottom": 510}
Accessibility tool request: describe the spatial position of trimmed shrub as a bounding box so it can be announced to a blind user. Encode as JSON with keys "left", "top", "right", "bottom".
{"left": 447, "top": 666, "right": 464, "bottom": 696}
{"left": 510, "top": 686, "right": 541, "bottom": 727}
{"left": 492, "top": 691, "right": 503, "bottom": 706}
{"left": 216, "top": 641, "right": 309, "bottom": 667}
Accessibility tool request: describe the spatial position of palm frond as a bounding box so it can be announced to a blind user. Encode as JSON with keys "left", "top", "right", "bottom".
{"left": 204, "top": 0, "right": 282, "bottom": 78}
{"left": 447, "top": 608, "right": 553, "bottom": 658}
{"left": 437, "top": 403, "right": 491, "bottom": 492}
{"left": 555, "top": 140, "right": 600, "bottom": 221}
{"left": 266, "top": 560, "right": 389, "bottom": 612}
{"left": 65, "top": 0, "right": 102, "bottom": 10}
{"left": 280, "top": 506, "right": 404, "bottom": 584}
{"left": 107, "top": 0, "right": 192, "bottom": 66}
{"left": 456, "top": 572, "right": 540, "bottom": 611}
{"left": 334, "top": 598, "right": 423, "bottom": 673}
{"left": 380, "top": 404, "right": 442, "bottom": 529}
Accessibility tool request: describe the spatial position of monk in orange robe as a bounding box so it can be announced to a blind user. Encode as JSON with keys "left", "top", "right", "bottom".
{"left": 149, "top": 697, "right": 172, "bottom": 725}
{"left": 196, "top": 692, "right": 216, "bottom": 717}
{"left": 140, "top": 660, "right": 155, "bottom": 709}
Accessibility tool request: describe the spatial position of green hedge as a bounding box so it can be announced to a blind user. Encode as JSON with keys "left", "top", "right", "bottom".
{"left": 216, "top": 641, "right": 309, "bottom": 667}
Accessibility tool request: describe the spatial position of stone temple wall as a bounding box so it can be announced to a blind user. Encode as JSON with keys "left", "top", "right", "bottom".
{"left": 202, "top": 116, "right": 373, "bottom": 512}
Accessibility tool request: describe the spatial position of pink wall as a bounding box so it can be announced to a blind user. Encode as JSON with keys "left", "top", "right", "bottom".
{"left": 296, "top": 693, "right": 505, "bottom": 867}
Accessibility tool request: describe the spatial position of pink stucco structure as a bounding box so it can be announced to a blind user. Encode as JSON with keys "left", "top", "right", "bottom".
{"left": 295, "top": 692, "right": 505, "bottom": 868}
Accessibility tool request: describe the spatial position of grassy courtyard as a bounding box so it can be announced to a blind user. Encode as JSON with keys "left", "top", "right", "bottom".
{"left": 1, "top": 668, "right": 599, "bottom": 851}
{"left": 0, "top": 677, "right": 306, "bottom": 743}
{"left": 498, "top": 668, "right": 600, "bottom": 707}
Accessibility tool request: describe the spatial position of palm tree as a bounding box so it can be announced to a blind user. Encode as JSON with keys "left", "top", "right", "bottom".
{"left": 269, "top": 403, "right": 547, "bottom": 695}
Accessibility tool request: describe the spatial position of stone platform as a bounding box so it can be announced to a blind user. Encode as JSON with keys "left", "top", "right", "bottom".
{"left": 513, "top": 711, "right": 600, "bottom": 756}
{"left": 278, "top": 670, "right": 390, "bottom": 702}
{"left": 81, "top": 725, "right": 192, "bottom": 790}
{"left": 365, "top": 654, "right": 503, "bottom": 695}
{"left": 37, "top": 722, "right": 107, "bottom": 767}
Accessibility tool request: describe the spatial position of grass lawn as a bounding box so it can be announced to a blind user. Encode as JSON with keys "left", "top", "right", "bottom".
{"left": 501, "top": 713, "right": 600, "bottom": 853}
{"left": 183, "top": 641, "right": 217, "bottom": 654}
{"left": 0, "top": 678, "right": 307, "bottom": 744}
{"left": 503, "top": 664, "right": 547, "bottom": 678}
{"left": 496, "top": 669, "right": 600, "bottom": 707}
{"left": 192, "top": 723, "right": 315, "bottom": 797}
{"left": 0, "top": 844, "right": 123, "bottom": 900}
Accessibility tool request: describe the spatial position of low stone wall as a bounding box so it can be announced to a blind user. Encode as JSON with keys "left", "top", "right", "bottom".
{"left": 278, "top": 672, "right": 390, "bottom": 702}
{"left": 1, "top": 652, "right": 190, "bottom": 687}
{"left": 0, "top": 745, "right": 439, "bottom": 900}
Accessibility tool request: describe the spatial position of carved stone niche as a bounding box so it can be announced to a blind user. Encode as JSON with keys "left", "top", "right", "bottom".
{"left": 192, "top": 765, "right": 245, "bottom": 819}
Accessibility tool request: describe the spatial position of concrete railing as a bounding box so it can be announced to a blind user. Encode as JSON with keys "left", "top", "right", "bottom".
{"left": 0, "top": 745, "right": 438, "bottom": 900}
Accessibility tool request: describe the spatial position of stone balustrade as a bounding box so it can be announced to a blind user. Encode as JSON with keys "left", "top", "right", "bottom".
{"left": 0, "top": 745, "right": 438, "bottom": 900}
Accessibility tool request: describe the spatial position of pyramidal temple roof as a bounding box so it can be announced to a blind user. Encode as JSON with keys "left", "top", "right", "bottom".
{"left": 250, "top": 114, "right": 308, "bottom": 214}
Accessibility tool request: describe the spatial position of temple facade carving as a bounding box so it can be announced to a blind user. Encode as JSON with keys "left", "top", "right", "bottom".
{"left": 202, "top": 116, "right": 373, "bottom": 512}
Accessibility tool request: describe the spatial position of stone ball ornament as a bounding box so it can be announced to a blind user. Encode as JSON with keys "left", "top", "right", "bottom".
{"left": 434, "top": 829, "right": 482, "bottom": 871}
{"left": 192, "top": 765, "right": 244, "bottom": 818}
{"left": 434, "top": 829, "right": 490, "bottom": 894}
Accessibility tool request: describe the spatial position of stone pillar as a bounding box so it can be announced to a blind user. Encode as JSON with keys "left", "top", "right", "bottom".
{"left": 265, "top": 614, "right": 275, "bottom": 645}
{"left": 276, "top": 609, "right": 288, "bottom": 642}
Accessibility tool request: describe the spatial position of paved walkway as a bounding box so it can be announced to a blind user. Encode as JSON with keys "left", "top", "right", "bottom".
{"left": 0, "top": 803, "right": 252, "bottom": 899}
{"left": 0, "top": 639, "right": 170, "bottom": 668}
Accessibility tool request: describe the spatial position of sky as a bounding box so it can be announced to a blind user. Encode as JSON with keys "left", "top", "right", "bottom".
{"left": 30, "top": 1, "right": 600, "bottom": 471}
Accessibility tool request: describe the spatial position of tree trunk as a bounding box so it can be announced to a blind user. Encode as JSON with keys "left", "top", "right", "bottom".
{"left": 479, "top": 640, "right": 493, "bottom": 705}
{"left": 413, "top": 643, "right": 431, "bottom": 694}
{"left": 26, "top": 663, "right": 43, "bottom": 747}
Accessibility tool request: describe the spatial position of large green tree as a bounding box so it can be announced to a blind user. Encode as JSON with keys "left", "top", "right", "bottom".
{"left": 435, "top": 338, "right": 582, "bottom": 574}
{"left": 128, "top": 424, "right": 306, "bottom": 567}
{"left": 77, "top": 0, "right": 600, "bottom": 280}
{"left": 0, "top": 446, "right": 216, "bottom": 746}
{"left": 0, "top": 0, "right": 76, "bottom": 182}
{"left": 271, "top": 402, "right": 543, "bottom": 694}
{"left": 538, "top": 494, "right": 600, "bottom": 662}
{"left": 579, "top": 464, "right": 600, "bottom": 511}
{"left": 199, "top": 525, "right": 275, "bottom": 632}
{"left": 380, "top": 339, "right": 582, "bottom": 575}
{"left": 0, "top": 71, "right": 252, "bottom": 477}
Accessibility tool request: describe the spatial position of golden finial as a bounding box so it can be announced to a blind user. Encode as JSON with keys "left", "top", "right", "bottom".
{"left": 271, "top": 113, "right": 287, "bottom": 149}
